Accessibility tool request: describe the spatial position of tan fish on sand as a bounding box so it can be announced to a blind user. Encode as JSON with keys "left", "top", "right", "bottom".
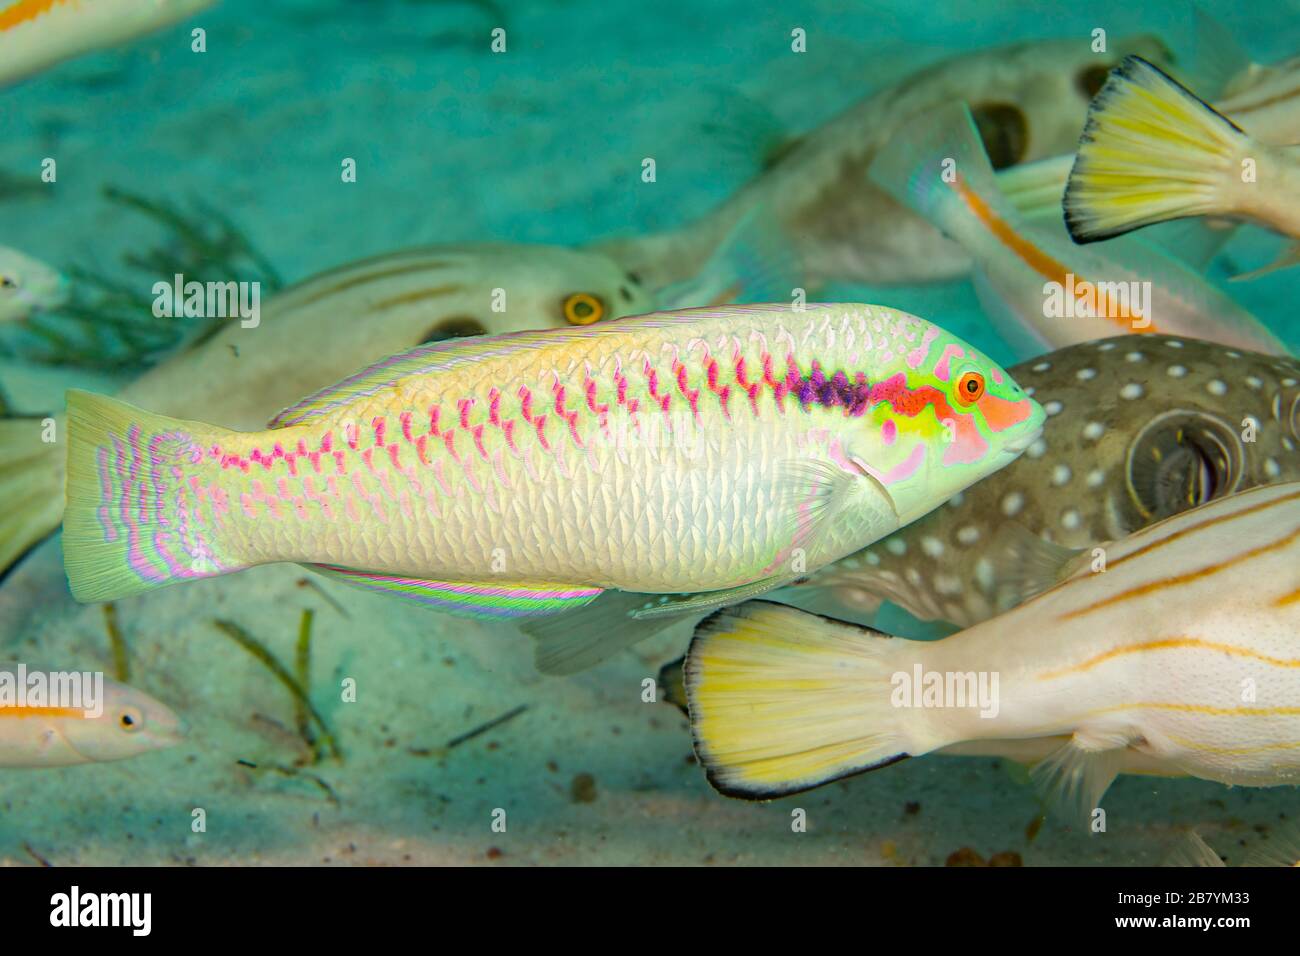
{"left": 594, "top": 35, "right": 1176, "bottom": 293}
{"left": 0, "top": 243, "right": 656, "bottom": 578}
{"left": 0, "top": 0, "right": 215, "bottom": 88}
{"left": 796, "top": 335, "right": 1300, "bottom": 629}
{"left": 0, "top": 663, "right": 183, "bottom": 767}
{"left": 686, "top": 481, "right": 1300, "bottom": 811}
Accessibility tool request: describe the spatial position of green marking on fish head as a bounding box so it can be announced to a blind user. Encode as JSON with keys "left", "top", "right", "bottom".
{"left": 854, "top": 323, "right": 1044, "bottom": 525}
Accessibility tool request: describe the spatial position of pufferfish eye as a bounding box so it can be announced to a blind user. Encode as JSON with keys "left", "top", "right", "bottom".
{"left": 563, "top": 292, "right": 604, "bottom": 326}
{"left": 118, "top": 707, "right": 143, "bottom": 732}
{"left": 955, "top": 371, "right": 986, "bottom": 405}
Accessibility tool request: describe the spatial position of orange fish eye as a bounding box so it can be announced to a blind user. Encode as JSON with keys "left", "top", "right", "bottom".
{"left": 956, "top": 371, "right": 985, "bottom": 405}
{"left": 563, "top": 292, "right": 604, "bottom": 326}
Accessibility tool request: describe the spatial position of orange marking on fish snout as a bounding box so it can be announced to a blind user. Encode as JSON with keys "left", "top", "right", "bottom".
{"left": 976, "top": 392, "right": 1032, "bottom": 432}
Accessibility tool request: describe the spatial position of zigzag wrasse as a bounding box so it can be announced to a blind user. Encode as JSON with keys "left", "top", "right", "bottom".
{"left": 0, "top": 663, "right": 183, "bottom": 767}
{"left": 592, "top": 35, "right": 1178, "bottom": 294}
{"left": 60, "top": 304, "right": 1044, "bottom": 676}
{"left": 685, "top": 482, "right": 1300, "bottom": 813}
{"left": 795, "top": 335, "right": 1300, "bottom": 629}
{"left": 870, "top": 101, "right": 1289, "bottom": 358}
{"left": 0, "top": 242, "right": 658, "bottom": 579}
{"left": 0, "top": 0, "right": 215, "bottom": 87}
{"left": 1065, "top": 57, "right": 1300, "bottom": 280}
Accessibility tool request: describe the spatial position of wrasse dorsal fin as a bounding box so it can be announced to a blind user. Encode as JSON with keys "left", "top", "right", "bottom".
{"left": 307, "top": 564, "right": 601, "bottom": 620}
{"left": 1030, "top": 731, "right": 1132, "bottom": 822}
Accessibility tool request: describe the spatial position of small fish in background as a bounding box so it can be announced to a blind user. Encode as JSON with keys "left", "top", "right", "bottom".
{"left": 593, "top": 35, "right": 1178, "bottom": 294}
{"left": 1213, "top": 54, "right": 1300, "bottom": 145}
{"left": 0, "top": 242, "right": 656, "bottom": 580}
{"left": 869, "top": 101, "right": 1289, "bottom": 358}
{"left": 685, "top": 481, "right": 1300, "bottom": 812}
{"left": 0, "top": 0, "right": 216, "bottom": 88}
{"left": 59, "top": 304, "right": 1043, "bottom": 676}
{"left": 0, "top": 246, "right": 68, "bottom": 323}
{"left": 1065, "top": 56, "right": 1300, "bottom": 280}
{"left": 797, "top": 335, "right": 1300, "bottom": 629}
{"left": 0, "top": 663, "right": 183, "bottom": 767}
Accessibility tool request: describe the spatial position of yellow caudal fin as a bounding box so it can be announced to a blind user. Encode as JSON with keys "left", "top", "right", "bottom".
{"left": 685, "top": 601, "right": 919, "bottom": 799}
{"left": 63, "top": 390, "right": 248, "bottom": 603}
{"left": 0, "top": 416, "right": 64, "bottom": 577}
{"left": 1065, "top": 55, "right": 1249, "bottom": 244}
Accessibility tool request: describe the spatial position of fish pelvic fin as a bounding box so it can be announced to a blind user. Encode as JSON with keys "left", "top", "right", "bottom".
{"left": 686, "top": 600, "right": 918, "bottom": 799}
{"left": 1030, "top": 730, "right": 1131, "bottom": 822}
{"left": 1164, "top": 831, "right": 1227, "bottom": 867}
{"left": 63, "top": 390, "right": 250, "bottom": 602}
{"left": 0, "top": 415, "right": 64, "bottom": 578}
{"left": 1065, "top": 56, "right": 1248, "bottom": 244}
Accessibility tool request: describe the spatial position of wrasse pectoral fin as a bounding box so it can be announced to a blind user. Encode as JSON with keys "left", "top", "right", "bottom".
{"left": 1030, "top": 730, "right": 1133, "bottom": 821}
{"left": 307, "top": 564, "right": 602, "bottom": 620}
{"left": 686, "top": 600, "right": 912, "bottom": 799}
{"left": 977, "top": 522, "right": 1088, "bottom": 615}
{"left": 777, "top": 456, "right": 895, "bottom": 548}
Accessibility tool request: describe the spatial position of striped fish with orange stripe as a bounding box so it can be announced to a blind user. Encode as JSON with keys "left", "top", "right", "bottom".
{"left": 0, "top": 0, "right": 215, "bottom": 88}
{"left": 869, "top": 101, "right": 1289, "bottom": 358}
{"left": 0, "top": 663, "right": 184, "bottom": 767}
{"left": 685, "top": 481, "right": 1300, "bottom": 812}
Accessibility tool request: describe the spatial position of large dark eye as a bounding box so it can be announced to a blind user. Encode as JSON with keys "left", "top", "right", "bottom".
{"left": 0, "top": 275, "right": 15, "bottom": 289}
{"left": 118, "top": 707, "right": 143, "bottom": 732}
{"left": 420, "top": 317, "right": 487, "bottom": 343}
{"left": 969, "top": 103, "right": 1028, "bottom": 169}
{"left": 1076, "top": 63, "right": 1113, "bottom": 100}
{"left": 1126, "top": 412, "right": 1242, "bottom": 520}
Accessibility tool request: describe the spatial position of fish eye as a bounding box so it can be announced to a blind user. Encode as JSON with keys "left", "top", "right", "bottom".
{"left": 118, "top": 707, "right": 144, "bottom": 733}
{"left": 1076, "top": 63, "right": 1113, "bottom": 99}
{"left": 1126, "top": 412, "right": 1242, "bottom": 520}
{"left": 0, "top": 275, "right": 15, "bottom": 289}
{"left": 420, "top": 317, "right": 487, "bottom": 343}
{"left": 955, "top": 371, "right": 986, "bottom": 405}
{"left": 563, "top": 292, "right": 604, "bottom": 326}
{"left": 969, "top": 102, "right": 1028, "bottom": 169}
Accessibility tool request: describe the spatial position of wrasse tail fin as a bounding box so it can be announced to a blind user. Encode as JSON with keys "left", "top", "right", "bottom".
{"left": 1030, "top": 731, "right": 1130, "bottom": 821}
{"left": 1065, "top": 56, "right": 1247, "bottom": 244}
{"left": 686, "top": 600, "right": 914, "bottom": 799}
{"left": 63, "top": 390, "right": 248, "bottom": 603}
{"left": 0, "top": 416, "right": 63, "bottom": 578}
{"left": 307, "top": 564, "right": 602, "bottom": 620}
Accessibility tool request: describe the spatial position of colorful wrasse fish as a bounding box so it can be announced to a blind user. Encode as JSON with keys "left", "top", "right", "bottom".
{"left": 1065, "top": 57, "right": 1300, "bottom": 279}
{"left": 685, "top": 481, "right": 1300, "bottom": 811}
{"left": 797, "top": 335, "right": 1300, "bottom": 629}
{"left": 870, "top": 101, "right": 1290, "bottom": 357}
{"left": 61, "top": 304, "right": 1043, "bottom": 663}
{"left": 593, "top": 35, "right": 1177, "bottom": 293}
{"left": 0, "top": 663, "right": 183, "bottom": 767}
{"left": 0, "top": 246, "right": 68, "bottom": 323}
{"left": 0, "top": 242, "right": 657, "bottom": 579}
{"left": 0, "top": 0, "right": 215, "bottom": 87}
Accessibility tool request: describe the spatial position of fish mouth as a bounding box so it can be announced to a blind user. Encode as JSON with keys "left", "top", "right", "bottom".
{"left": 1002, "top": 426, "right": 1043, "bottom": 456}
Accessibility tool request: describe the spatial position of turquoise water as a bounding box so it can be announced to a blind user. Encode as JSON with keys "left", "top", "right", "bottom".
{"left": 0, "top": 0, "right": 1297, "bottom": 866}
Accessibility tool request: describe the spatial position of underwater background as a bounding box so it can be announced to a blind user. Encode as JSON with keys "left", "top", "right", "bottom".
{"left": 0, "top": 0, "right": 1297, "bottom": 866}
